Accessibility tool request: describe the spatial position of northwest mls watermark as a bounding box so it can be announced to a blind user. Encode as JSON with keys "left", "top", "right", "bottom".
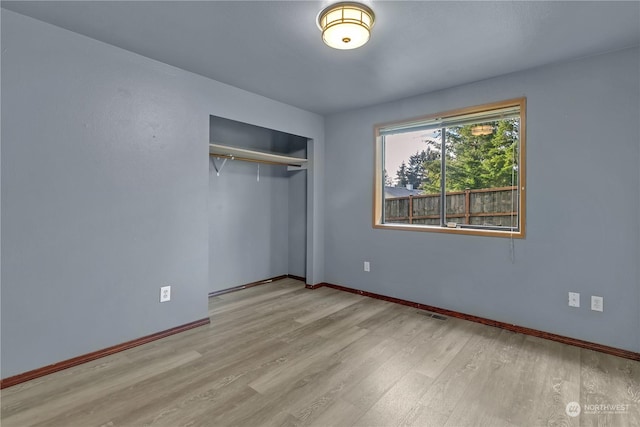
{"left": 566, "top": 401, "right": 632, "bottom": 417}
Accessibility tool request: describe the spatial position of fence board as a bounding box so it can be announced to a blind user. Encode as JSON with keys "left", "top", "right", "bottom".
{"left": 385, "top": 186, "right": 518, "bottom": 229}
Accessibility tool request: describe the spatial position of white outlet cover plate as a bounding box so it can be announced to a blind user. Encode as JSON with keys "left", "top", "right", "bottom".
{"left": 591, "top": 295, "right": 603, "bottom": 312}
{"left": 568, "top": 292, "right": 580, "bottom": 308}
{"left": 364, "top": 261, "right": 370, "bottom": 272}
{"left": 160, "top": 285, "right": 171, "bottom": 302}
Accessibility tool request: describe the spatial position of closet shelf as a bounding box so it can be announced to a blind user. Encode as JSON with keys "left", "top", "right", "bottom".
{"left": 209, "top": 143, "right": 307, "bottom": 167}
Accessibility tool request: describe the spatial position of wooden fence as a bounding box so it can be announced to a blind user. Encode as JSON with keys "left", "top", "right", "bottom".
{"left": 385, "top": 186, "right": 519, "bottom": 227}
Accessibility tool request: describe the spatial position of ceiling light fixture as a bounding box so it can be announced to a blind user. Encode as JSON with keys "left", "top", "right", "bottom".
{"left": 471, "top": 124, "right": 493, "bottom": 136}
{"left": 317, "top": 2, "right": 375, "bottom": 50}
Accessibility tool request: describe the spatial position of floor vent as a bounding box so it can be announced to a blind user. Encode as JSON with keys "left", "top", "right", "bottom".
{"left": 418, "top": 311, "right": 448, "bottom": 321}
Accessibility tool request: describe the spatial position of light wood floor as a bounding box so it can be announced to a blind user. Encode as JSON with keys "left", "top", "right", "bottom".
{"left": 2, "top": 278, "right": 639, "bottom": 426}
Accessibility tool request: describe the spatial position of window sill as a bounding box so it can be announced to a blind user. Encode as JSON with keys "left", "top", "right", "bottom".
{"left": 373, "top": 223, "right": 525, "bottom": 239}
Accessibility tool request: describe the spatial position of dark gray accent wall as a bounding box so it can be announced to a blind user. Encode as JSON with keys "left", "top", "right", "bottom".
{"left": 1, "top": 10, "right": 324, "bottom": 378}
{"left": 324, "top": 47, "right": 640, "bottom": 352}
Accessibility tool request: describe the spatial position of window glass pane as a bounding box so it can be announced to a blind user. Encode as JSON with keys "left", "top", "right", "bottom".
{"left": 382, "top": 129, "right": 443, "bottom": 226}
{"left": 444, "top": 118, "right": 520, "bottom": 230}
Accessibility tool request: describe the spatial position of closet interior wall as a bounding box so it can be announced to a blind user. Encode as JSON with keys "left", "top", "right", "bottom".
{"left": 208, "top": 116, "right": 307, "bottom": 292}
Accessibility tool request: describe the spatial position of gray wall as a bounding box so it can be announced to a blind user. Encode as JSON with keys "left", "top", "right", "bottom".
{"left": 0, "top": 10, "right": 324, "bottom": 378}
{"left": 208, "top": 117, "right": 307, "bottom": 291}
{"left": 288, "top": 149, "right": 307, "bottom": 279}
{"left": 324, "top": 47, "right": 640, "bottom": 352}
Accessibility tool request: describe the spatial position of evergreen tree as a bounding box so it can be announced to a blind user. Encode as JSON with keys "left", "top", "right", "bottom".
{"left": 421, "top": 146, "right": 443, "bottom": 194}
{"left": 383, "top": 169, "right": 393, "bottom": 187}
{"left": 395, "top": 161, "right": 409, "bottom": 187}
{"left": 394, "top": 147, "right": 440, "bottom": 190}
{"left": 420, "top": 119, "right": 519, "bottom": 193}
{"left": 406, "top": 151, "right": 427, "bottom": 189}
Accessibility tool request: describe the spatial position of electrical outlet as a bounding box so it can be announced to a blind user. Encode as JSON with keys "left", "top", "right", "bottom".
{"left": 364, "top": 261, "right": 370, "bottom": 272}
{"left": 591, "top": 296, "right": 603, "bottom": 312}
{"left": 160, "top": 285, "right": 171, "bottom": 303}
{"left": 568, "top": 292, "right": 580, "bottom": 308}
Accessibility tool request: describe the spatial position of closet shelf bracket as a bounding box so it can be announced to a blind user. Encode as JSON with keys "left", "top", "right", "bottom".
{"left": 211, "top": 157, "right": 229, "bottom": 176}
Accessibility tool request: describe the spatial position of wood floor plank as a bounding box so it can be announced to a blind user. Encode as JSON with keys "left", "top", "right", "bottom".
{"left": 293, "top": 291, "right": 362, "bottom": 325}
{"left": 314, "top": 298, "right": 390, "bottom": 338}
{"left": 114, "top": 335, "right": 328, "bottom": 426}
{"left": 353, "top": 370, "right": 434, "bottom": 427}
{"left": 2, "top": 350, "right": 202, "bottom": 427}
{"left": 440, "top": 329, "right": 526, "bottom": 427}
{"left": 209, "top": 281, "right": 304, "bottom": 316}
{"left": 154, "top": 334, "right": 362, "bottom": 425}
{"left": 497, "top": 335, "right": 579, "bottom": 427}
{"left": 400, "top": 322, "right": 503, "bottom": 426}
{"left": 286, "top": 336, "right": 401, "bottom": 425}
{"left": 307, "top": 399, "right": 364, "bottom": 427}
{"left": 38, "top": 334, "right": 291, "bottom": 427}
{"left": 0, "top": 352, "right": 133, "bottom": 410}
{"left": 530, "top": 339, "right": 582, "bottom": 427}
{"left": 580, "top": 349, "right": 640, "bottom": 426}
{"left": 249, "top": 325, "right": 369, "bottom": 394}
{"left": 341, "top": 316, "right": 445, "bottom": 411}
{"left": 2, "top": 278, "right": 638, "bottom": 427}
{"left": 197, "top": 309, "right": 308, "bottom": 353}
{"left": 102, "top": 323, "right": 333, "bottom": 426}
{"left": 412, "top": 317, "right": 477, "bottom": 379}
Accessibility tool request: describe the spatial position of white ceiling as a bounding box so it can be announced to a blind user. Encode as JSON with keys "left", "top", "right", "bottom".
{"left": 3, "top": 1, "right": 639, "bottom": 115}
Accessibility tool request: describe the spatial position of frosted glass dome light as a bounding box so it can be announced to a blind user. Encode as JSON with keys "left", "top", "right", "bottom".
{"left": 317, "top": 2, "right": 375, "bottom": 50}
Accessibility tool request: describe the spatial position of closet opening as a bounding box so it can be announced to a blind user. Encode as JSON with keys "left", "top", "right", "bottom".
{"left": 208, "top": 115, "right": 309, "bottom": 294}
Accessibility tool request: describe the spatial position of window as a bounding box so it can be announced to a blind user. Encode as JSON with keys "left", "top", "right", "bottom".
{"left": 374, "top": 98, "right": 526, "bottom": 238}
